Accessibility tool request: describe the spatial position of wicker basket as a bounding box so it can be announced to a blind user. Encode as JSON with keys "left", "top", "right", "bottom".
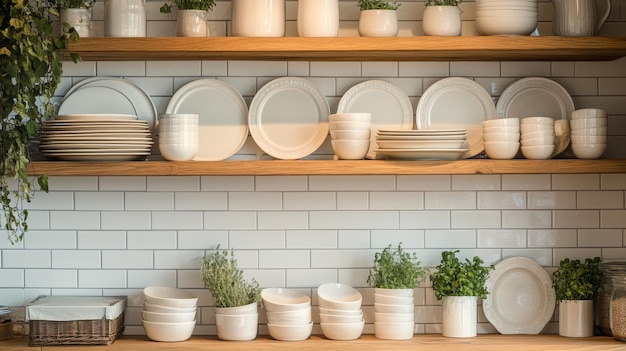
{"left": 29, "top": 313, "right": 124, "bottom": 346}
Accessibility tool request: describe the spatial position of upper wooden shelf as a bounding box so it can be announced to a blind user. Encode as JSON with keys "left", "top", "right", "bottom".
{"left": 25, "top": 159, "right": 626, "bottom": 176}
{"left": 62, "top": 36, "right": 626, "bottom": 62}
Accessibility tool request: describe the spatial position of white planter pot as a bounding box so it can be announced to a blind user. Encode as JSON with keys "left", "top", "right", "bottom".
{"left": 104, "top": 0, "right": 146, "bottom": 37}
{"left": 358, "top": 10, "right": 398, "bottom": 37}
{"left": 215, "top": 301, "right": 258, "bottom": 315}
{"left": 215, "top": 312, "right": 258, "bottom": 341}
{"left": 177, "top": 10, "right": 208, "bottom": 37}
{"left": 60, "top": 8, "right": 91, "bottom": 37}
{"left": 559, "top": 300, "right": 594, "bottom": 337}
{"left": 297, "top": 0, "right": 339, "bottom": 37}
{"left": 231, "top": 0, "right": 285, "bottom": 37}
{"left": 422, "top": 6, "right": 462, "bottom": 36}
{"left": 442, "top": 296, "right": 477, "bottom": 338}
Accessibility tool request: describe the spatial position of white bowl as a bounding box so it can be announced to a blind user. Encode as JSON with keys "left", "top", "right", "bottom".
{"left": 374, "top": 322, "right": 415, "bottom": 340}
{"left": 482, "top": 125, "right": 520, "bottom": 134}
{"left": 319, "top": 312, "right": 363, "bottom": 324}
{"left": 572, "top": 143, "right": 607, "bottom": 159}
{"left": 265, "top": 308, "right": 311, "bottom": 325}
{"left": 374, "top": 312, "right": 415, "bottom": 323}
{"left": 329, "top": 121, "right": 372, "bottom": 131}
{"left": 571, "top": 127, "right": 608, "bottom": 136}
{"left": 571, "top": 108, "right": 607, "bottom": 120}
{"left": 159, "top": 142, "right": 199, "bottom": 161}
{"left": 267, "top": 321, "right": 313, "bottom": 341}
{"left": 317, "top": 283, "right": 363, "bottom": 310}
{"left": 374, "top": 303, "right": 414, "bottom": 314}
{"left": 215, "top": 313, "right": 258, "bottom": 341}
{"left": 141, "top": 310, "right": 196, "bottom": 323}
{"left": 331, "top": 140, "right": 370, "bottom": 160}
{"left": 520, "top": 137, "right": 554, "bottom": 147}
{"left": 484, "top": 141, "right": 520, "bottom": 159}
{"left": 520, "top": 123, "right": 554, "bottom": 134}
{"left": 570, "top": 118, "right": 608, "bottom": 130}
{"left": 374, "top": 294, "right": 414, "bottom": 305}
{"left": 328, "top": 113, "right": 372, "bottom": 122}
{"left": 142, "top": 319, "right": 196, "bottom": 342}
{"left": 320, "top": 320, "right": 365, "bottom": 340}
{"left": 330, "top": 129, "right": 371, "bottom": 140}
{"left": 521, "top": 116, "right": 554, "bottom": 125}
{"left": 318, "top": 307, "right": 364, "bottom": 316}
{"left": 521, "top": 145, "right": 555, "bottom": 160}
{"left": 481, "top": 118, "right": 520, "bottom": 128}
{"left": 571, "top": 135, "right": 607, "bottom": 144}
{"left": 374, "top": 288, "right": 415, "bottom": 298}
{"left": 143, "top": 287, "right": 198, "bottom": 309}
{"left": 144, "top": 302, "right": 197, "bottom": 314}
{"left": 521, "top": 130, "right": 554, "bottom": 139}
{"left": 482, "top": 132, "right": 520, "bottom": 142}
{"left": 261, "top": 288, "right": 311, "bottom": 312}
{"left": 475, "top": 16, "right": 537, "bottom": 36}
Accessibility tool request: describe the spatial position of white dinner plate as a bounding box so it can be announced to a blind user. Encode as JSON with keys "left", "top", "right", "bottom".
{"left": 337, "top": 80, "right": 413, "bottom": 159}
{"left": 39, "top": 143, "right": 152, "bottom": 150}
{"left": 167, "top": 79, "right": 248, "bottom": 161}
{"left": 483, "top": 256, "right": 556, "bottom": 335}
{"left": 43, "top": 124, "right": 148, "bottom": 131}
{"left": 60, "top": 78, "right": 158, "bottom": 134}
{"left": 249, "top": 77, "right": 329, "bottom": 160}
{"left": 376, "top": 140, "right": 468, "bottom": 149}
{"left": 44, "top": 153, "right": 150, "bottom": 161}
{"left": 375, "top": 148, "right": 469, "bottom": 160}
{"left": 496, "top": 77, "right": 575, "bottom": 120}
{"left": 378, "top": 129, "right": 466, "bottom": 135}
{"left": 376, "top": 134, "right": 467, "bottom": 141}
{"left": 416, "top": 77, "right": 496, "bottom": 158}
{"left": 53, "top": 114, "right": 138, "bottom": 121}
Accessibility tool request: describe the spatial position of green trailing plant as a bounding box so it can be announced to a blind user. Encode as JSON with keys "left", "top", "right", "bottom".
{"left": 201, "top": 245, "right": 261, "bottom": 308}
{"left": 367, "top": 243, "right": 428, "bottom": 289}
{"left": 358, "top": 0, "right": 400, "bottom": 10}
{"left": 430, "top": 250, "right": 494, "bottom": 300}
{"left": 552, "top": 257, "right": 604, "bottom": 301}
{"left": 51, "top": 0, "right": 95, "bottom": 9}
{"left": 1, "top": 0, "right": 79, "bottom": 244}
{"left": 160, "top": 0, "right": 216, "bottom": 14}
{"left": 425, "top": 0, "right": 461, "bottom": 6}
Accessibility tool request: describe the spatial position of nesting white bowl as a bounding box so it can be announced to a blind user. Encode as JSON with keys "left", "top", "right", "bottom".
{"left": 141, "top": 310, "right": 196, "bottom": 323}
{"left": 320, "top": 320, "right": 365, "bottom": 341}
{"left": 483, "top": 126, "right": 520, "bottom": 134}
{"left": 520, "top": 123, "right": 554, "bottom": 134}
{"left": 572, "top": 143, "right": 607, "bottom": 159}
{"left": 330, "top": 129, "right": 371, "bottom": 140}
{"left": 319, "top": 312, "right": 363, "bottom": 324}
{"left": 570, "top": 118, "right": 608, "bottom": 129}
{"left": 261, "top": 288, "right": 311, "bottom": 312}
{"left": 374, "top": 321, "right": 414, "bottom": 340}
{"left": 328, "top": 113, "right": 372, "bottom": 122}
{"left": 267, "top": 321, "right": 313, "bottom": 341}
{"left": 374, "top": 303, "right": 414, "bottom": 314}
{"left": 318, "top": 307, "right": 363, "bottom": 316}
{"left": 373, "top": 294, "right": 414, "bottom": 305}
{"left": 521, "top": 145, "right": 555, "bottom": 160}
{"left": 329, "top": 121, "right": 372, "bottom": 131}
{"left": 482, "top": 132, "right": 520, "bottom": 142}
{"left": 475, "top": 15, "right": 537, "bottom": 36}
{"left": 159, "top": 142, "right": 199, "bottom": 161}
{"left": 265, "top": 309, "right": 312, "bottom": 325}
{"left": 520, "top": 137, "right": 555, "bottom": 147}
{"left": 481, "top": 118, "right": 520, "bottom": 128}
{"left": 144, "top": 302, "right": 196, "bottom": 314}
{"left": 484, "top": 141, "right": 520, "bottom": 159}
{"left": 142, "top": 320, "right": 196, "bottom": 342}
{"left": 317, "top": 283, "right": 363, "bottom": 310}
{"left": 143, "top": 287, "right": 198, "bottom": 309}
{"left": 331, "top": 140, "right": 370, "bottom": 160}
{"left": 374, "top": 312, "right": 415, "bottom": 323}
{"left": 571, "top": 135, "right": 607, "bottom": 144}
{"left": 571, "top": 108, "right": 607, "bottom": 119}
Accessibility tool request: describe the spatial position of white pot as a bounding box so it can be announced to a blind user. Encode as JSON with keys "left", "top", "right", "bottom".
{"left": 177, "top": 10, "right": 208, "bottom": 37}
{"left": 358, "top": 10, "right": 398, "bottom": 37}
{"left": 559, "top": 300, "right": 594, "bottom": 337}
{"left": 297, "top": 0, "right": 339, "bottom": 37}
{"left": 104, "top": 0, "right": 146, "bottom": 37}
{"left": 442, "top": 296, "right": 477, "bottom": 338}
{"left": 231, "top": 0, "right": 285, "bottom": 37}
{"left": 422, "top": 6, "right": 462, "bottom": 36}
{"left": 215, "top": 312, "right": 258, "bottom": 341}
{"left": 60, "top": 8, "right": 91, "bottom": 37}
{"left": 215, "top": 301, "right": 258, "bottom": 315}
{"left": 374, "top": 288, "right": 414, "bottom": 297}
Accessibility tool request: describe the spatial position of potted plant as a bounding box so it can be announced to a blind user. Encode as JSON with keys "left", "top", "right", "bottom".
{"left": 423, "top": 0, "right": 462, "bottom": 36}
{"left": 368, "top": 243, "right": 427, "bottom": 340}
{"left": 201, "top": 245, "right": 261, "bottom": 341}
{"left": 160, "top": 0, "right": 216, "bottom": 37}
{"left": 1, "top": 0, "right": 78, "bottom": 245}
{"left": 552, "top": 257, "right": 603, "bottom": 337}
{"left": 357, "top": 0, "right": 400, "bottom": 37}
{"left": 430, "top": 250, "right": 493, "bottom": 338}
{"left": 52, "top": 0, "right": 95, "bottom": 37}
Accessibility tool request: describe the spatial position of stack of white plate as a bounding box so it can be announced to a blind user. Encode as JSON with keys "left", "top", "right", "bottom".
{"left": 374, "top": 129, "right": 469, "bottom": 160}
{"left": 38, "top": 114, "right": 153, "bottom": 161}
{"left": 475, "top": 0, "right": 538, "bottom": 36}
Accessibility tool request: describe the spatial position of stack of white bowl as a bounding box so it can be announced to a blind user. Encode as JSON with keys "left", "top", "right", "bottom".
{"left": 317, "top": 283, "right": 364, "bottom": 341}
{"left": 214, "top": 302, "right": 259, "bottom": 341}
{"left": 482, "top": 118, "right": 520, "bottom": 159}
{"left": 328, "top": 113, "right": 372, "bottom": 160}
{"left": 158, "top": 113, "right": 199, "bottom": 161}
{"left": 374, "top": 288, "right": 415, "bottom": 340}
{"left": 520, "top": 117, "right": 555, "bottom": 160}
{"left": 261, "top": 288, "right": 313, "bottom": 341}
{"left": 142, "top": 286, "right": 197, "bottom": 342}
{"left": 570, "top": 108, "right": 608, "bottom": 159}
{"left": 475, "top": 0, "right": 538, "bottom": 36}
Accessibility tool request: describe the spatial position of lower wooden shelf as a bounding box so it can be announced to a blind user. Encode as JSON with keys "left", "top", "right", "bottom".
{"left": 25, "top": 159, "right": 626, "bottom": 176}
{"left": 2, "top": 334, "right": 624, "bottom": 350}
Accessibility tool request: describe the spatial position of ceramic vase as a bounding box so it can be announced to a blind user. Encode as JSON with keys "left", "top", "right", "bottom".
{"left": 215, "top": 302, "right": 258, "bottom": 341}
{"left": 358, "top": 10, "right": 399, "bottom": 37}
{"left": 177, "top": 10, "right": 208, "bottom": 37}
{"left": 442, "top": 296, "right": 477, "bottom": 338}
{"left": 551, "top": 0, "right": 611, "bottom": 36}
{"left": 422, "top": 6, "right": 462, "bottom": 36}
{"left": 231, "top": 0, "right": 285, "bottom": 37}
{"left": 559, "top": 300, "right": 594, "bottom": 337}
{"left": 104, "top": 0, "right": 147, "bottom": 37}
{"left": 60, "top": 8, "right": 91, "bottom": 37}
{"left": 297, "top": 0, "right": 339, "bottom": 37}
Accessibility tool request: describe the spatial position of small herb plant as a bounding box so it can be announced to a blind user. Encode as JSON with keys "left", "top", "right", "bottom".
{"left": 51, "top": 0, "right": 96, "bottom": 9}
{"left": 430, "top": 250, "right": 493, "bottom": 300}
{"left": 552, "top": 257, "right": 604, "bottom": 301}
{"left": 358, "top": 0, "right": 400, "bottom": 10}
{"left": 160, "top": 0, "right": 216, "bottom": 14}
{"left": 367, "top": 243, "right": 428, "bottom": 289}
{"left": 425, "top": 0, "right": 461, "bottom": 6}
{"left": 201, "top": 245, "right": 261, "bottom": 308}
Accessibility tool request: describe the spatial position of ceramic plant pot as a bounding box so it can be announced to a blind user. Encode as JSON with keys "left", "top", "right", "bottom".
{"left": 60, "top": 8, "right": 92, "bottom": 37}
{"left": 442, "top": 296, "right": 477, "bottom": 338}
{"left": 358, "top": 9, "right": 399, "bottom": 37}
{"left": 422, "top": 6, "right": 461, "bottom": 36}
{"left": 177, "top": 9, "right": 208, "bottom": 37}
{"left": 559, "top": 300, "right": 594, "bottom": 337}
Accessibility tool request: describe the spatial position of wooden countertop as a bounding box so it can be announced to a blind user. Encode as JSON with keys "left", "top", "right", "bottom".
{"left": 2, "top": 334, "right": 624, "bottom": 350}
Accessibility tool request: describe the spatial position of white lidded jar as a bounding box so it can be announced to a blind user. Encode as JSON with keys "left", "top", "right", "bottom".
{"left": 297, "top": 0, "right": 339, "bottom": 37}
{"left": 104, "top": 0, "right": 147, "bottom": 37}
{"left": 231, "top": 0, "right": 285, "bottom": 37}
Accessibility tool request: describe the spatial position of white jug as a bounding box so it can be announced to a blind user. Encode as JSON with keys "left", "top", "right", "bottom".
{"left": 551, "top": 0, "right": 611, "bottom": 36}
{"left": 104, "top": 0, "right": 147, "bottom": 37}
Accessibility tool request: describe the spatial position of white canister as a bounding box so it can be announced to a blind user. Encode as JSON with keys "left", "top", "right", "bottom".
{"left": 297, "top": 0, "right": 339, "bottom": 37}
{"left": 60, "top": 8, "right": 92, "bottom": 37}
{"left": 104, "top": 0, "right": 147, "bottom": 37}
{"left": 231, "top": 0, "right": 285, "bottom": 37}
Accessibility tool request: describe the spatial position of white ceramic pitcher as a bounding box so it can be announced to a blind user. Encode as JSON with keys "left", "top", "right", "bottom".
{"left": 104, "top": 0, "right": 147, "bottom": 37}
{"left": 551, "top": 0, "right": 611, "bottom": 36}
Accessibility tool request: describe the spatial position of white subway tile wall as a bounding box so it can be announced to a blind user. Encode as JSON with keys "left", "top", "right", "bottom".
{"left": 1, "top": 0, "right": 626, "bottom": 337}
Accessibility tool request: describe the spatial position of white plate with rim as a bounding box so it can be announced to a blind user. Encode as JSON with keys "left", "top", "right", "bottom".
{"left": 166, "top": 79, "right": 248, "bottom": 161}
{"left": 249, "top": 77, "right": 329, "bottom": 160}
{"left": 378, "top": 129, "right": 466, "bottom": 135}
{"left": 337, "top": 80, "right": 413, "bottom": 159}
{"left": 376, "top": 140, "right": 468, "bottom": 149}
{"left": 44, "top": 153, "right": 149, "bottom": 161}
{"left": 53, "top": 114, "right": 139, "bottom": 121}
{"left": 483, "top": 256, "right": 556, "bottom": 335}
{"left": 416, "top": 77, "right": 496, "bottom": 159}
{"left": 375, "top": 134, "right": 467, "bottom": 141}
{"left": 496, "top": 77, "right": 574, "bottom": 120}
{"left": 375, "top": 148, "right": 469, "bottom": 160}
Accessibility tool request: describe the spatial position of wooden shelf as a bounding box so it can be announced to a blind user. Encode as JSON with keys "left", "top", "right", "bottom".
{"left": 25, "top": 159, "right": 626, "bottom": 176}
{"left": 3, "top": 334, "right": 625, "bottom": 351}
{"left": 62, "top": 36, "right": 626, "bottom": 62}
